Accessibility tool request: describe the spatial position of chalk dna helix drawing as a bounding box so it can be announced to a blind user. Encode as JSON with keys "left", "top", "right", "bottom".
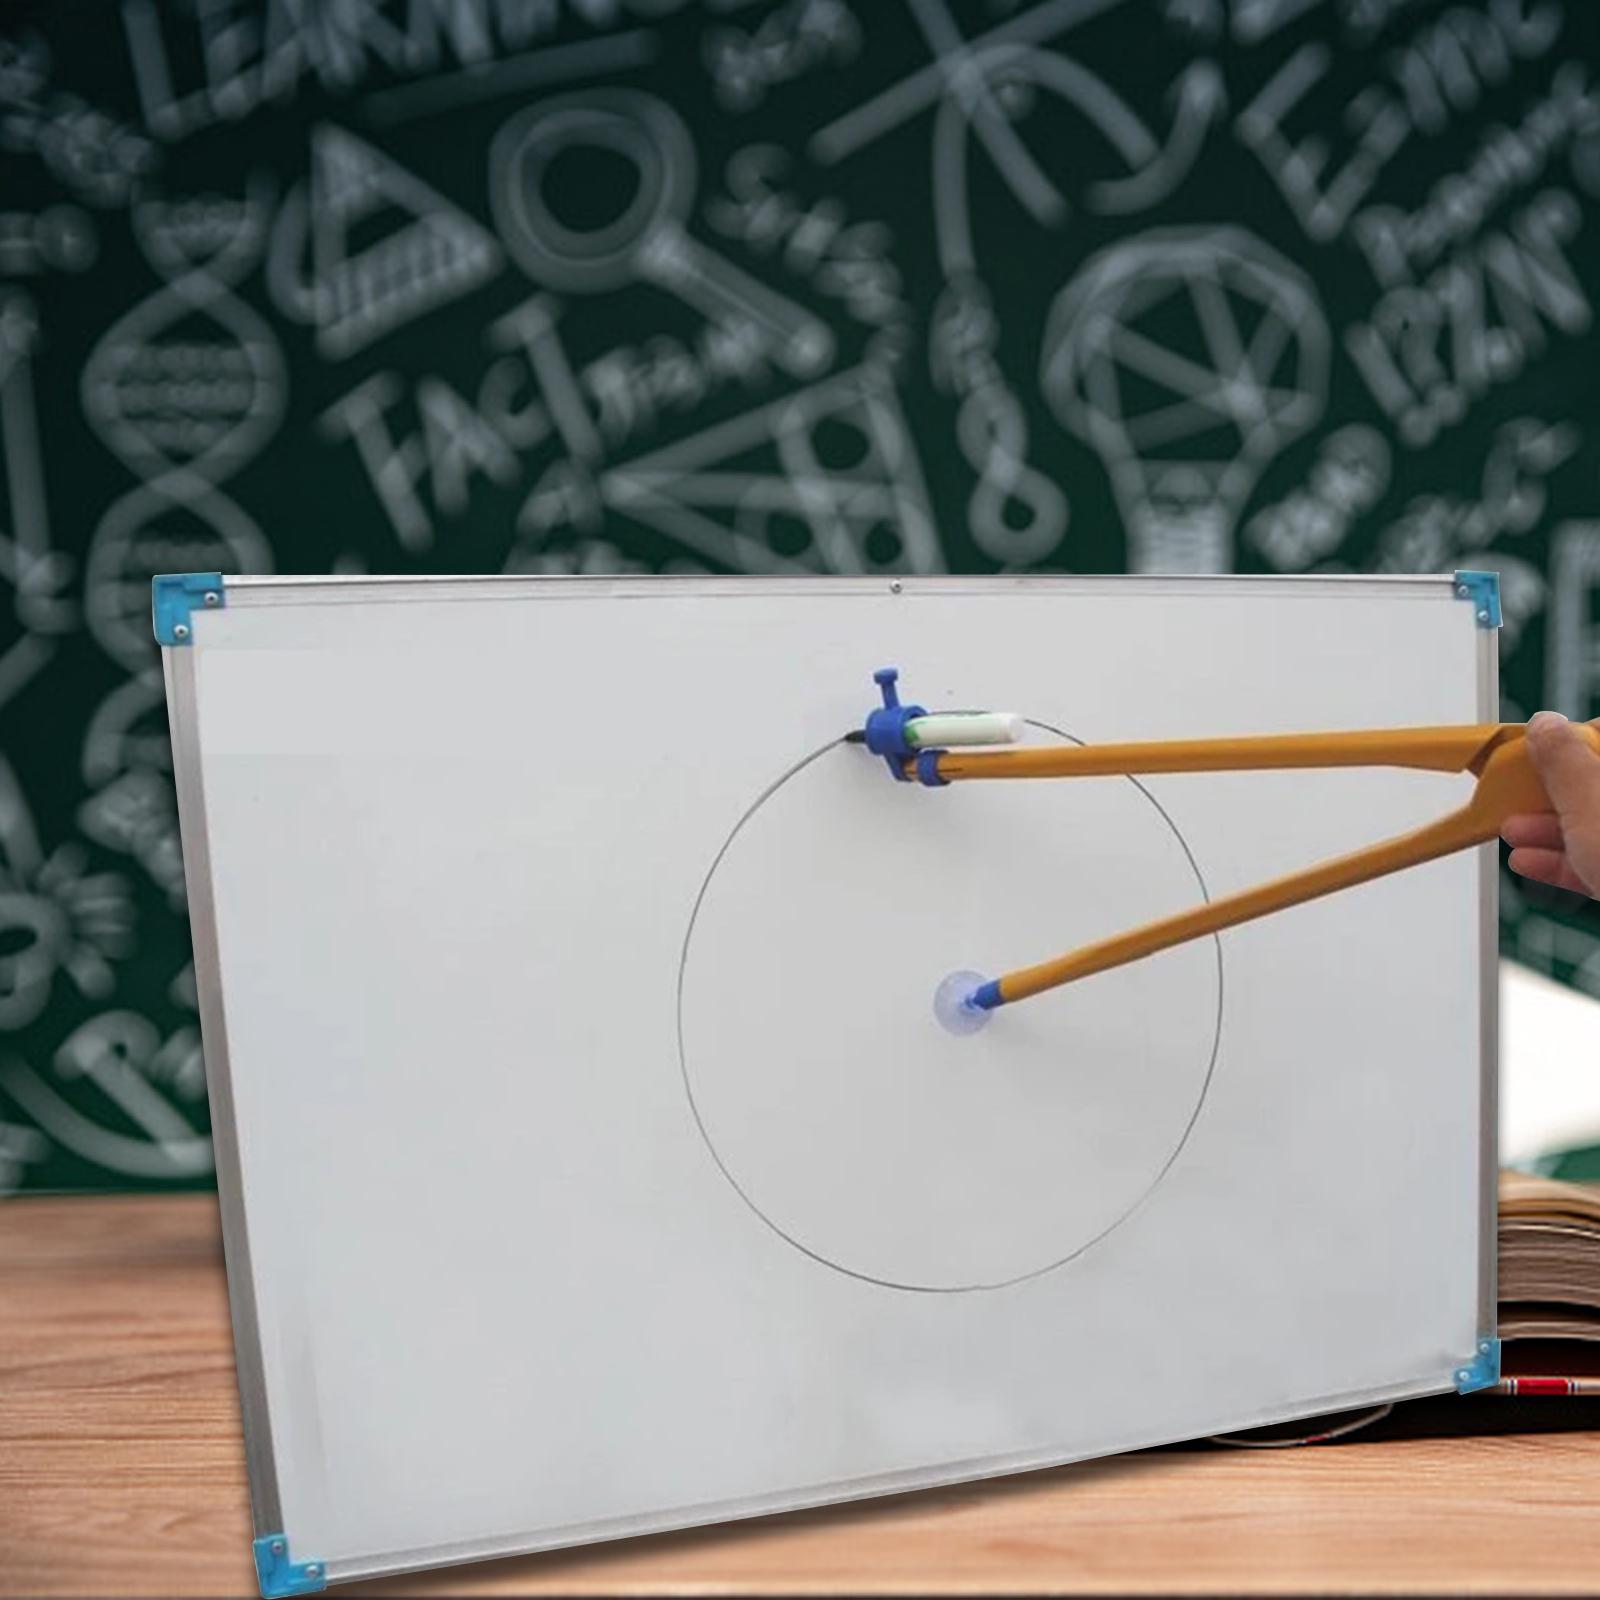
{"left": 0, "top": 288, "right": 74, "bottom": 713}
{"left": 80, "top": 189, "right": 284, "bottom": 671}
{"left": 1041, "top": 227, "right": 1328, "bottom": 574}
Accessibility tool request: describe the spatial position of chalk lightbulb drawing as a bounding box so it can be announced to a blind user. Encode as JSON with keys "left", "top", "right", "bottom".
{"left": 1041, "top": 228, "right": 1328, "bottom": 574}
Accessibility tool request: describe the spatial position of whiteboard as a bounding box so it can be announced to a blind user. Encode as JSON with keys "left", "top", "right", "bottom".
{"left": 163, "top": 574, "right": 1497, "bottom": 1592}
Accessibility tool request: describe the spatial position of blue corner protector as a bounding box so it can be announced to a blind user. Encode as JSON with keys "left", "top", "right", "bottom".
{"left": 253, "top": 1534, "right": 326, "bottom": 1598}
{"left": 152, "top": 572, "right": 225, "bottom": 646}
{"left": 1452, "top": 570, "right": 1501, "bottom": 628}
{"left": 1454, "top": 1336, "right": 1502, "bottom": 1395}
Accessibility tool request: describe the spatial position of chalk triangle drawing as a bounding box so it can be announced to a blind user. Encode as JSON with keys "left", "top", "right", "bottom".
{"left": 308, "top": 126, "right": 502, "bottom": 360}
{"left": 601, "top": 365, "right": 944, "bottom": 575}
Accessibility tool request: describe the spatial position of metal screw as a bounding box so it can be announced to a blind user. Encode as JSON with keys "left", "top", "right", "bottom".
{"left": 1480, "top": 1340, "right": 1493, "bottom": 1354}
{"left": 1477, "top": 609, "right": 1489, "bottom": 622}
{"left": 889, "top": 580, "right": 903, "bottom": 593}
{"left": 306, "top": 1566, "right": 320, "bottom": 1577}
{"left": 271, "top": 1541, "right": 285, "bottom": 1555}
{"left": 204, "top": 591, "right": 220, "bottom": 607}
{"left": 1457, "top": 1368, "right": 1470, "bottom": 1382}
{"left": 173, "top": 623, "right": 189, "bottom": 640}
{"left": 1455, "top": 583, "right": 1469, "bottom": 598}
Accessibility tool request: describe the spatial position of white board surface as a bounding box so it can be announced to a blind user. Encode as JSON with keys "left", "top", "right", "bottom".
{"left": 165, "top": 575, "right": 1497, "bottom": 1589}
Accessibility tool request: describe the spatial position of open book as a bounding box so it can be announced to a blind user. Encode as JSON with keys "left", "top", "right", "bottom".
{"left": 1498, "top": 1170, "right": 1600, "bottom": 1393}
{"left": 1215, "top": 1174, "right": 1600, "bottom": 1440}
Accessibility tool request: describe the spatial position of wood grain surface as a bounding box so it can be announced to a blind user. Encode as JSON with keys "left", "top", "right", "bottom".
{"left": 3, "top": 1193, "right": 1599, "bottom": 1597}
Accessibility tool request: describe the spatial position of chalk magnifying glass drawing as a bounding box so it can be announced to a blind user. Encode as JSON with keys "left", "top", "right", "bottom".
{"left": 490, "top": 90, "right": 834, "bottom": 378}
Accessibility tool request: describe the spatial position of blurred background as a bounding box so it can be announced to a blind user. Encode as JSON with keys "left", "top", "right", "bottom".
{"left": 2, "top": 0, "right": 1600, "bottom": 1194}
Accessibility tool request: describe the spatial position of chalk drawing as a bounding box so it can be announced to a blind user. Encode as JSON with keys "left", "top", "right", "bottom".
{"left": 829, "top": 10, "right": 1219, "bottom": 292}
{"left": 1494, "top": 556, "right": 1547, "bottom": 653}
{"left": 0, "top": 1112, "right": 48, "bottom": 1194}
{"left": 815, "top": 7, "right": 1223, "bottom": 569}
{"left": 1245, "top": 424, "right": 1391, "bottom": 572}
{"left": 81, "top": 674, "right": 171, "bottom": 791}
{"left": 1088, "top": 61, "right": 1225, "bottom": 214}
{"left": 929, "top": 39, "right": 1225, "bottom": 257}
{"left": 1547, "top": 523, "right": 1600, "bottom": 723}
{"left": 487, "top": 294, "right": 599, "bottom": 462}
{"left": 704, "top": 0, "right": 860, "bottom": 113}
{"left": 1237, "top": 3, "right": 1564, "bottom": 242}
{"left": 1232, "top": 0, "right": 1327, "bottom": 45}
{"left": 0, "top": 205, "right": 97, "bottom": 276}
{"left": 1343, "top": 0, "right": 1436, "bottom": 43}
{"left": 0, "top": 756, "right": 134, "bottom": 1032}
{"left": 322, "top": 362, "right": 548, "bottom": 551}
{"left": 1400, "top": 418, "right": 1574, "bottom": 554}
{"left": 79, "top": 673, "right": 185, "bottom": 911}
{"left": 0, "top": 290, "right": 74, "bottom": 714}
{"left": 363, "top": 30, "right": 661, "bottom": 123}
{"left": 601, "top": 362, "right": 942, "bottom": 574}
{"left": 811, "top": 0, "right": 1135, "bottom": 169}
{"left": 1346, "top": 190, "right": 1591, "bottom": 450}
{"left": 930, "top": 276, "right": 1067, "bottom": 565}
{"left": 123, "top": 0, "right": 675, "bottom": 139}
{"left": 705, "top": 148, "right": 911, "bottom": 332}
{"left": 1041, "top": 227, "right": 1328, "bottom": 573}
{"left": 269, "top": 124, "right": 503, "bottom": 360}
{"left": 0, "top": 29, "right": 155, "bottom": 206}
{"left": 82, "top": 189, "right": 281, "bottom": 669}
{"left": 491, "top": 89, "right": 834, "bottom": 377}
{"left": 927, "top": 42, "right": 1208, "bottom": 276}
{"left": 1349, "top": 62, "right": 1600, "bottom": 291}
{"left": 170, "top": 962, "right": 197, "bottom": 1012}
{"left": 86, "top": 194, "right": 283, "bottom": 478}
{"left": 0, "top": 1011, "right": 212, "bottom": 1180}
{"left": 1369, "top": 418, "right": 1573, "bottom": 648}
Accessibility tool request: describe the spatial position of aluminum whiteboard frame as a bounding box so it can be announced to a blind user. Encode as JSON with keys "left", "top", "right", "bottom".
{"left": 163, "top": 572, "right": 1499, "bottom": 1590}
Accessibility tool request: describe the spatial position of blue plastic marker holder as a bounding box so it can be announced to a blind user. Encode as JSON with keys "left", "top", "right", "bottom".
{"left": 862, "top": 666, "right": 924, "bottom": 780}
{"left": 862, "top": 667, "right": 948, "bottom": 786}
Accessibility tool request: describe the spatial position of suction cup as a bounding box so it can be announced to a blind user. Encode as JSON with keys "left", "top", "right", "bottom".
{"left": 934, "top": 970, "right": 994, "bottom": 1036}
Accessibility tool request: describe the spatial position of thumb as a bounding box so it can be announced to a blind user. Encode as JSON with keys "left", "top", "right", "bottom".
{"left": 1525, "top": 711, "right": 1600, "bottom": 818}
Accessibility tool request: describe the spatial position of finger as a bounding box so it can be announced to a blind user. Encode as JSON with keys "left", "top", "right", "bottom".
{"left": 1525, "top": 711, "right": 1600, "bottom": 816}
{"left": 1501, "top": 812, "right": 1565, "bottom": 849}
{"left": 1507, "top": 846, "right": 1593, "bottom": 894}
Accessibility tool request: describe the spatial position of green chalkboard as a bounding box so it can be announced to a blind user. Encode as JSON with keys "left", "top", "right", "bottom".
{"left": 3, "top": 0, "right": 1599, "bottom": 1193}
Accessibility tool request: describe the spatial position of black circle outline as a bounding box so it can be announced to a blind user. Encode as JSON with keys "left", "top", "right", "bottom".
{"left": 676, "top": 722, "right": 1225, "bottom": 1293}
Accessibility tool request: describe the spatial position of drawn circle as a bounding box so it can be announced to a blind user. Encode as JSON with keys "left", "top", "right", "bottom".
{"left": 490, "top": 91, "right": 692, "bottom": 291}
{"left": 678, "top": 725, "right": 1223, "bottom": 1292}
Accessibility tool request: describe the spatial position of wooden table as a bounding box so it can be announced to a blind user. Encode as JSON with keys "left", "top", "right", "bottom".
{"left": 4, "top": 1195, "right": 1599, "bottom": 1598}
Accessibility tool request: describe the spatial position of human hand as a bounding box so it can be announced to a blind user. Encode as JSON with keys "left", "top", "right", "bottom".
{"left": 1501, "top": 712, "right": 1600, "bottom": 897}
